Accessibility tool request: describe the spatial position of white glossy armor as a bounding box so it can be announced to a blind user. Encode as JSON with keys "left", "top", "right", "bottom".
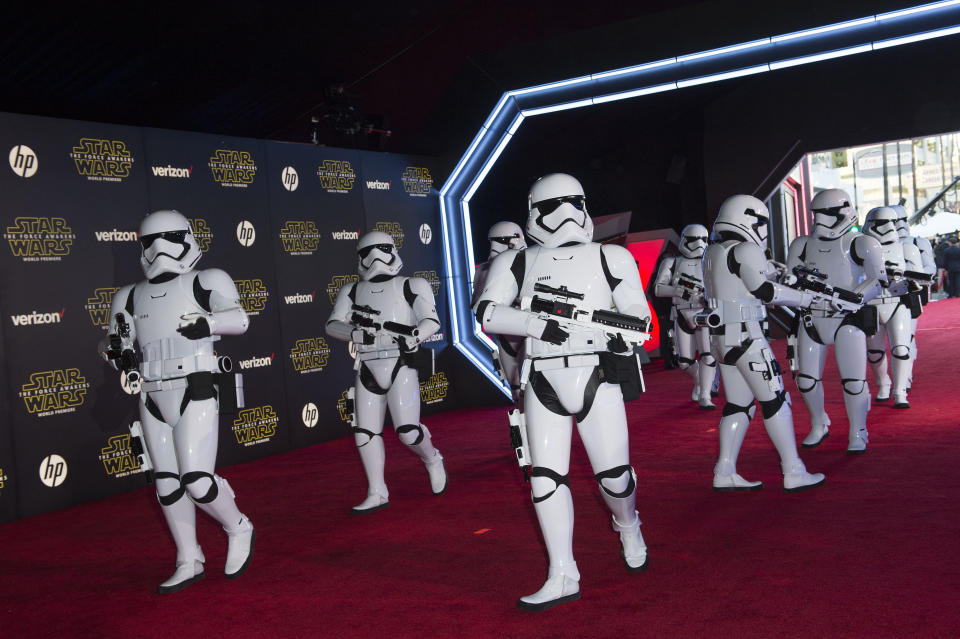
{"left": 473, "top": 222, "right": 528, "bottom": 401}
{"left": 654, "top": 224, "right": 716, "bottom": 408}
{"left": 786, "top": 197, "right": 885, "bottom": 454}
{"left": 811, "top": 189, "right": 859, "bottom": 240}
{"left": 326, "top": 232, "right": 447, "bottom": 513}
{"left": 357, "top": 230, "right": 403, "bottom": 281}
{"left": 864, "top": 207, "right": 917, "bottom": 408}
{"left": 704, "top": 195, "right": 825, "bottom": 492}
{"left": 475, "top": 176, "right": 651, "bottom": 611}
{"left": 100, "top": 210, "right": 254, "bottom": 593}
{"left": 892, "top": 205, "right": 935, "bottom": 394}
{"left": 525, "top": 173, "right": 594, "bottom": 248}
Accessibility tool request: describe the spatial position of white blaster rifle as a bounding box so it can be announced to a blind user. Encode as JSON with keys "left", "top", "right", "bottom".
{"left": 520, "top": 283, "right": 652, "bottom": 347}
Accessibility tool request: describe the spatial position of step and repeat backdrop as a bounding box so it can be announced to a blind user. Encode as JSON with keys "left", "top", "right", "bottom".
{"left": 0, "top": 111, "right": 454, "bottom": 522}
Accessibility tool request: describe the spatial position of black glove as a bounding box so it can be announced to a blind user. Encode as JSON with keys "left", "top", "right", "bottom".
{"left": 607, "top": 333, "right": 630, "bottom": 353}
{"left": 540, "top": 319, "right": 569, "bottom": 345}
{"left": 177, "top": 316, "right": 211, "bottom": 340}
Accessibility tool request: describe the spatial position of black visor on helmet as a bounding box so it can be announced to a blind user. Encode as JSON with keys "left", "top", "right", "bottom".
{"left": 812, "top": 204, "right": 850, "bottom": 229}
{"left": 744, "top": 208, "right": 768, "bottom": 239}
{"left": 358, "top": 244, "right": 394, "bottom": 259}
{"left": 683, "top": 235, "right": 708, "bottom": 247}
{"left": 140, "top": 230, "right": 188, "bottom": 250}
{"left": 534, "top": 195, "right": 585, "bottom": 216}
{"left": 490, "top": 234, "right": 520, "bottom": 245}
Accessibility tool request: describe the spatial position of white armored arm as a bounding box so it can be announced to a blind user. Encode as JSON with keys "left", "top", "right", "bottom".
{"left": 735, "top": 242, "right": 813, "bottom": 308}
{"left": 406, "top": 277, "right": 441, "bottom": 343}
{"left": 603, "top": 244, "right": 652, "bottom": 322}
{"left": 915, "top": 237, "right": 937, "bottom": 275}
{"left": 653, "top": 257, "right": 678, "bottom": 298}
{"left": 195, "top": 269, "right": 249, "bottom": 336}
{"left": 784, "top": 236, "right": 807, "bottom": 284}
{"left": 100, "top": 284, "right": 137, "bottom": 369}
{"left": 475, "top": 250, "right": 550, "bottom": 340}
{"left": 852, "top": 235, "right": 885, "bottom": 303}
{"left": 471, "top": 263, "right": 490, "bottom": 307}
{"left": 325, "top": 282, "right": 357, "bottom": 342}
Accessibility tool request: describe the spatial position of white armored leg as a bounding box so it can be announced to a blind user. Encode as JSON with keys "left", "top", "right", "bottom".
{"left": 866, "top": 331, "right": 891, "bottom": 402}
{"left": 713, "top": 363, "right": 762, "bottom": 491}
{"left": 389, "top": 365, "right": 447, "bottom": 496}
{"left": 795, "top": 323, "right": 830, "bottom": 447}
{"left": 887, "top": 306, "right": 913, "bottom": 408}
{"left": 675, "top": 322, "right": 700, "bottom": 402}
{"left": 352, "top": 371, "right": 389, "bottom": 513}
{"left": 696, "top": 327, "right": 717, "bottom": 409}
{"left": 835, "top": 325, "right": 870, "bottom": 454}
{"left": 518, "top": 385, "right": 580, "bottom": 612}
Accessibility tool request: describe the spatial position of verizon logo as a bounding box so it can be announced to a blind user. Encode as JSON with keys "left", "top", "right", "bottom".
{"left": 332, "top": 230, "right": 359, "bottom": 240}
{"left": 365, "top": 179, "right": 391, "bottom": 190}
{"left": 284, "top": 292, "right": 315, "bottom": 305}
{"left": 151, "top": 165, "right": 193, "bottom": 178}
{"left": 95, "top": 229, "right": 138, "bottom": 242}
{"left": 12, "top": 309, "right": 65, "bottom": 326}
{"left": 238, "top": 354, "right": 274, "bottom": 370}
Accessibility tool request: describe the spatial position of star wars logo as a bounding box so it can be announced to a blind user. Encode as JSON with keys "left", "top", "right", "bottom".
{"left": 232, "top": 405, "right": 279, "bottom": 447}
{"left": 373, "top": 221, "right": 404, "bottom": 249}
{"left": 70, "top": 138, "right": 134, "bottom": 182}
{"left": 317, "top": 160, "right": 356, "bottom": 193}
{"left": 413, "top": 270, "right": 441, "bottom": 296}
{"left": 99, "top": 434, "right": 147, "bottom": 478}
{"left": 290, "top": 337, "right": 331, "bottom": 374}
{"left": 4, "top": 217, "right": 75, "bottom": 262}
{"left": 279, "top": 220, "right": 321, "bottom": 255}
{"left": 0, "top": 467, "right": 7, "bottom": 495}
{"left": 327, "top": 274, "right": 359, "bottom": 303}
{"left": 189, "top": 219, "right": 213, "bottom": 253}
{"left": 401, "top": 166, "right": 432, "bottom": 197}
{"left": 419, "top": 371, "right": 449, "bottom": 405}
{"left": 19, "top": 368, "right": 90, "bottom": 418}
{"left": 337, "top": 390, "right": 352, "bottom": 423}
{"left": 209, "top": 149, "right": 257, "bottom": 188}
{"left": 234, "top": 279, "right": 269, "bottom": 316}
{"left": 85, "top": 287, "right": 119, "bottom": 329}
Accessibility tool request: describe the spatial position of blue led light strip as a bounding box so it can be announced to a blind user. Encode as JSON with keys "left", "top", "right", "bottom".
{"left": 439, "top": 1, "right": 960, "bottom": 395}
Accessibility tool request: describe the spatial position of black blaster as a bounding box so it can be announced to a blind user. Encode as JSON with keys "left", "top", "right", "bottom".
{"left": 792, "top": 265, "right": 863, "bottom": 312}
{"left": 107, "top": 313, "right": 142, "bottom": 392}
{"left": 676, "top": 274, "right": 703, "bottom": 299}
{"left": 522, "top": 283, "right": 651, "bottom": 345}
{"left": 350, "top": 304, "right": 419, "bottom": 339}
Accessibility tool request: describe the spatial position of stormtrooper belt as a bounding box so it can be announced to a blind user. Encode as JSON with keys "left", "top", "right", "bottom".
{"left": 141, "top": 377, "right": 189, "bottom": 393}
{"left": 142, "top": 354, "right": 219, "bottom": 380}
{"left": 358, "top": 348, "right": 401, "bottom": 361}
{"left": 531, "top": 353, "right": 601, "bottom": 371}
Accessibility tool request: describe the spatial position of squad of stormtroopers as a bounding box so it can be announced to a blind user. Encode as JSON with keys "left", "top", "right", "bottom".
{"left": 325, "top": 231, "right": 448, "bottom": 514}
{"left": 99, "top": 210, "right": 255, "bottom": 594}
{"left": 654, "top": 224, "right": 717, "bottom": 410}
{"left": 475, "top": 174, "right": 651, "bottom": 611}
{"left": 785, "top": 189, "right": 885, "bottom": 454}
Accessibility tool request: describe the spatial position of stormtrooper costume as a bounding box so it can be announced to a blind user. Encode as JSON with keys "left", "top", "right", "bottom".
{"left": 99, "top": 210, "right": 254, "bottom": 594}
{"left": 703, "top": 195, "right": 825, "bottom": 492}
{"left": 475, "top": 174, "right": 650, "bottom": 612}
{"left": 325, "top": 231, "right": 447, "bottom": 514}
{"left": 785, "top": 189, "right": 884, "bottom": 454}
{"left": 863, "top": 207, "right": 921, "bottom": 409}
{"left": 893, "top": 205, "right": 936, "bottom": 396}
{"left": 472, "top": 221, "right": 528, "bottom": 401}
{"left": 654, "top": 224, "right": 716, "bottom": 409}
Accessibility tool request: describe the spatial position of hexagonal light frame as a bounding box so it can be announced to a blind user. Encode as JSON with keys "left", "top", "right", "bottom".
{"left": 438, "top": 1, "right": 960, "bottom": 395}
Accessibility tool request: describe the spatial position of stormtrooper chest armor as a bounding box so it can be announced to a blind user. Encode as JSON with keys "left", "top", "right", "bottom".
{"left": 354, "top": 277, "right": 417, "bottom": 353}
{"left": 131, "top": 273, "right": 217, "bottom": 380}
{"left": 520, "top": 243, "right": 615, "bottom": 358}
{"left": 802, "top": 235, "right": 864, "bottom": 290}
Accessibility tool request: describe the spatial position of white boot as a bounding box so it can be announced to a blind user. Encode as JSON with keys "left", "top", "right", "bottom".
{"left": 352, "top": 492, "right": 389, "bottom": 514}
{"left": 353, "top": 435, "right": 389, "bottom": 513}
{"left": 423, "top": 451, "right": 448, "bottom": 496}
{"left": 875, "top": 380, "right": 891, "bottom": 402}
{"left": 158, "top": 545, "right": 205, "bottom": 594}
{"left": 698, "top": 394, "right": 716, "bottom": 410}
{"left": 691, "top": 383, "right": 701, "bottom": 403}
{"left": 517, "top": 560, "right": 581, "bottom": 612}
{"left": 847, "top": 425, "right": 868, "bottom": 455}
{"left": 801, "top": 419, "right": 830, "bottom": 448}
{"left": 611, "top": 512, "right": 649, "bottom": 573}
{"left": 782, "top": 460, "right": 826, "bottom": 493}
{"left": 224, "top": 515, "right": 255, "bottom": 579}
{"left": 892, "top": 392, "right": 910, "bottom": 409}
{"left": 712, "top": 460, "right": 762, "bottom": 492}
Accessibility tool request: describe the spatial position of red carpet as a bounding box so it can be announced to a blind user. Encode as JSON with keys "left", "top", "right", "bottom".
{"left": 3, "top": 301, "right": 960, "bottom": 638}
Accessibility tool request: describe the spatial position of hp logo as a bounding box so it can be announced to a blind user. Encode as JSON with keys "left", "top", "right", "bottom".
{"left": 39, "top": 454, "right": 68, "bottom": 487}
{"left": 302, "top": 402, "right": 319, "bottom": 428}
{"left": 282, "top": 166, "right": 299, "bottom": 192}
{"left": 419, "top": 224, "right": 432, "bottom": 245}
{"left": 9, "top": 145, "right": 38, "bottom": 178}
{"left": 236, "top": 220, "right": 256, "bottom": 247}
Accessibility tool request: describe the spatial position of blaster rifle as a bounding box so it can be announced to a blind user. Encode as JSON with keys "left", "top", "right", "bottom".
{"left": 350, "top": 304, "right": 420, "bottom": 341}
{"left": 521, "top": 283, "right": 651, "bottom": 346}
{"left": 792, "top": 265, "right": 863, "bottom": 312}
{"left": 108, "top": 314, "right": 141, "bottom": 391}
{"left": 677, "top": 274, "right": 704, "bottom": 297}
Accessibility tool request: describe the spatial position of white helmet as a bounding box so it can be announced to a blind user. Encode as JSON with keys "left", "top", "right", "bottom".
{"left": 357, "top": 230, "right": 402, "bottom": 281}
{"left": 678, "top": 224, "right": 709, "bottom": 258}
{"left": 525, "top": 173, "right": 593, "bottom": 248}
{"left": 864, "top": 206, "right": 900, "bottom": 246}
{"left": 890, "top": 204, "right": 910, "bottom": 239}
{"left": 712, "top": 194, "right": 769, "bottom": 249}
{"left": 487, "top": 221, "right": 527, "bottom": 258}
{"left": 810, "top": 188, "right": 858, "bottom": 239}
{"left": 139, "top": 210, "right": 202, "bottom": 279}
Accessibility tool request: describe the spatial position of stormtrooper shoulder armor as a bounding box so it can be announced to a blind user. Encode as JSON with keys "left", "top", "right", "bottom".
{"left": 601, "top": 243, "right": 650, "bottom": 320}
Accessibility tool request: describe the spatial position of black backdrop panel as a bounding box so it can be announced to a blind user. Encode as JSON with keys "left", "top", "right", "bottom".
{"left": 0, "top": 112, "right": 451, "bottom": 520}
{"left": 141, "top": 128, "right": 291, "bottom": 467}
{"left": 357, "top": 153, "right": 454, "bottom": 416}
{"left": 265, "top": 142, "right": 364, "bottom": 448}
